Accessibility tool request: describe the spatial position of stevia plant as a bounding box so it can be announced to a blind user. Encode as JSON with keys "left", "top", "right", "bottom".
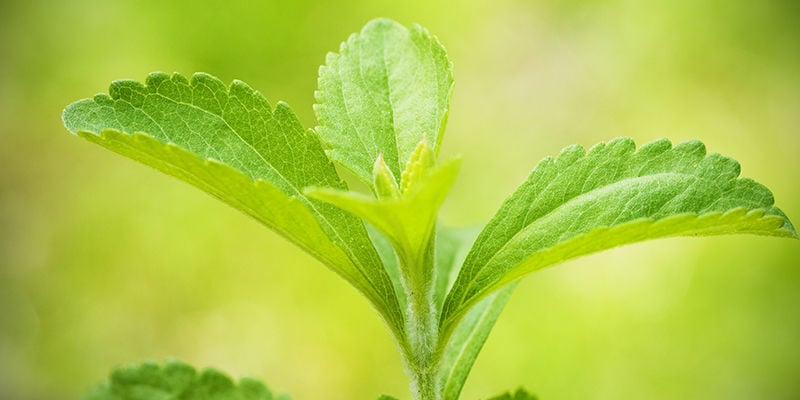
{"left": 63, "top": 18, "right": 796, "bottom": 400}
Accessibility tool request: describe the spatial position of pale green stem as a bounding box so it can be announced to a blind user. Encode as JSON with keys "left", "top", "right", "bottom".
{"left": 397, "top": 230, "right": 442, "bottom": 400}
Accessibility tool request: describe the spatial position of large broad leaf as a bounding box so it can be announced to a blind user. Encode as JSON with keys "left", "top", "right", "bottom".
{"left": 443, "top": 137, "right": 797, "bottom": 326}
{"left": 314, "top": 18, "right": 453, "bottom": 185}
{"left": 62, "top": 72, "right": 404, "bottom": 336}
{"left": 82, "top": 360, "right": 289, "bottom": 400}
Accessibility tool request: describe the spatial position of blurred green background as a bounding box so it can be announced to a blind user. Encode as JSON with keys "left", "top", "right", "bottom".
{"left": 1, "top": 0, "right": 799, "bottom": 399}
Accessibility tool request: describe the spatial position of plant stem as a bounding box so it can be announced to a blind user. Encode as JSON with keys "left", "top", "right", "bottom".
{"left": 406, "top": 285, "right": 440, "bottom": 399}
{"left": 398, "top": 233, "right": 442, "bottom": 400}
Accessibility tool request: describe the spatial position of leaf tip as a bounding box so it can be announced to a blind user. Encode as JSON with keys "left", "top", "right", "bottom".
{"left": 363, "top": 17, "right": 404, "bottom": 32}
{"left": 62, "top": 98, "right": 101, "bottom": 135}
{"left": 674, "top": 138, "right": 707, "bottom": 157}
{"left": 784, "top": 218, "right": 799, "bottom": 239}
{"left": 142, "top": 71, "right": 172, "bottom": 88}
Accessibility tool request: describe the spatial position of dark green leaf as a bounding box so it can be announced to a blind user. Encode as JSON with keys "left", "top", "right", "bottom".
{"left": 485, "top": 388, "right": 538, "bottom": 400}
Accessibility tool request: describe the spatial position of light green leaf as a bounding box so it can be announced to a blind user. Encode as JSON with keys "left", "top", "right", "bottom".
{"left": 366, "top": 224, "right": 407, "bottom": 313}
{"left": 433, "top": 226, "right": 480, "bottom": 315}
{"left": 433, "top": 227, "right": 514, "bottom": 400}
{"left": 443, "top": 137, "right": 797, "bottom": 326}
{"left": 438, "top": 285, "right": 515, "bottom": 400}
{"left": 485, "top": 388, "right": 538, "bottom": 400}
{"left": 314, "top": 18, "right": 454, "bottom": 184}
{"left": 62, "top": 72, "right": 404, "bottom": 336}
{"left": 82, "top": 360, "right": 290, "bottom": 400}
{"left": 309, "top": 153, "right": 460, "bottom": 375}
{"left": 373, "top": 154, "right": 402, "bottom": 200}
{"left": 307, "top": 154, "right": 460, "bottom": 286}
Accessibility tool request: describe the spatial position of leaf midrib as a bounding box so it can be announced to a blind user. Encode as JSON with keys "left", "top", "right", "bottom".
{"left": 379, "top": 25, "right": 401, "bottom": 175}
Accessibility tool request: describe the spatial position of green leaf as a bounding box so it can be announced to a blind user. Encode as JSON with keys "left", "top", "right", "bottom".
{"left": 443, "top": 137, "right": 797, "bottom": 326}
{"left": 485, "top": 388, "right": 538, "bottom": 400}
{"left": 433, "top": 226, "right": 481, "bottom": 315}
{"left": 438, "top": 285, "right": 515, "bottom": 400}
{"left": 306, "top": 146, "right": 460, "bottom": 287}
{"left": 62, "top": 72, "right": 404, "bottom": 337}
{"left": 314, "top": 18, "right": 454, "bottom": 185}
{"left": 432, "top": 227, "right": 515, "bottom": 400}
{"left": 366, "top": 224, "right": 407, "bottom": 313}
{"left": 82, "top": 360, "right": 290, "bottom": 400}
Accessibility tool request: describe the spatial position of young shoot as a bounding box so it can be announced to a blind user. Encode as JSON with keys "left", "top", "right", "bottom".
{"left": 63, "top": 18, "right": 797, "bottom": 400}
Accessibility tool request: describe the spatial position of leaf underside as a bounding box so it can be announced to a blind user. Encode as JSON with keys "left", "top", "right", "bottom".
{"left": 443, "top": 137, "right": 797, "bottom": 327}
{"left": 62, "top": 72, "right": 404, "bottom": 336}
{"left": 314, "top": 18, "right": 453, "bottom": 184}
{"left": 82, "top": 360, "right": 288, "bottom": 400}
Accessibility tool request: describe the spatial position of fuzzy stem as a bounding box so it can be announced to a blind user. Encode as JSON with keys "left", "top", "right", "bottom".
{"left": 406, "top": 283, "right": 440, "bottom": 400}
{"left": 397, "top": 229, "right": 442, "bottom": 400}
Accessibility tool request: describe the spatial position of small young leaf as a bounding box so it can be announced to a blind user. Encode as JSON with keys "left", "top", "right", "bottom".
{"left": 62, "top": 72, "right": 404, "bottom": 337}
{"left": 82, "top": 360, "right": 289, "bottom": 400}
{"left": 485, "top": 388, "right": 538, "bottom": 400}
{"left": 400, "top": 140, "right": 437, "bottom": 195}
{"left": 373, "top": 154, "right": 402, "bottom": 200}
{"left": 315, "top": 18, "right": 453, "bottom": 185}
{"left": 307, "top": 154, "right": 460, "bottom": 286}
{"left": 443, "top": 137, "right": 797, "bottom": 326}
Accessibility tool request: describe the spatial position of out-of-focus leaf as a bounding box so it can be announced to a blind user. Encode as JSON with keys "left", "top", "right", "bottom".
{"left": 485, "top": 387, "right": 538, "bottom": 400}
{"left": 82, "top": 360, "right": 290, "bottom": 400}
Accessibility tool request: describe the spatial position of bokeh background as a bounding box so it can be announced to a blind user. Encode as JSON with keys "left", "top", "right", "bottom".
{"left": 1, "top": 0, "right": 799, "bottom": 399}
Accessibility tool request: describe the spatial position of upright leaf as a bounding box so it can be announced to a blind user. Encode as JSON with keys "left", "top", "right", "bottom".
{"left": 443, "top": 138, "right": 797, "bottom": 326}
{"left": 314, "top": 18, "right": 454, "bottom": 184}
{"left": 62, "top": 72, "right": 404, "bottom": 335}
